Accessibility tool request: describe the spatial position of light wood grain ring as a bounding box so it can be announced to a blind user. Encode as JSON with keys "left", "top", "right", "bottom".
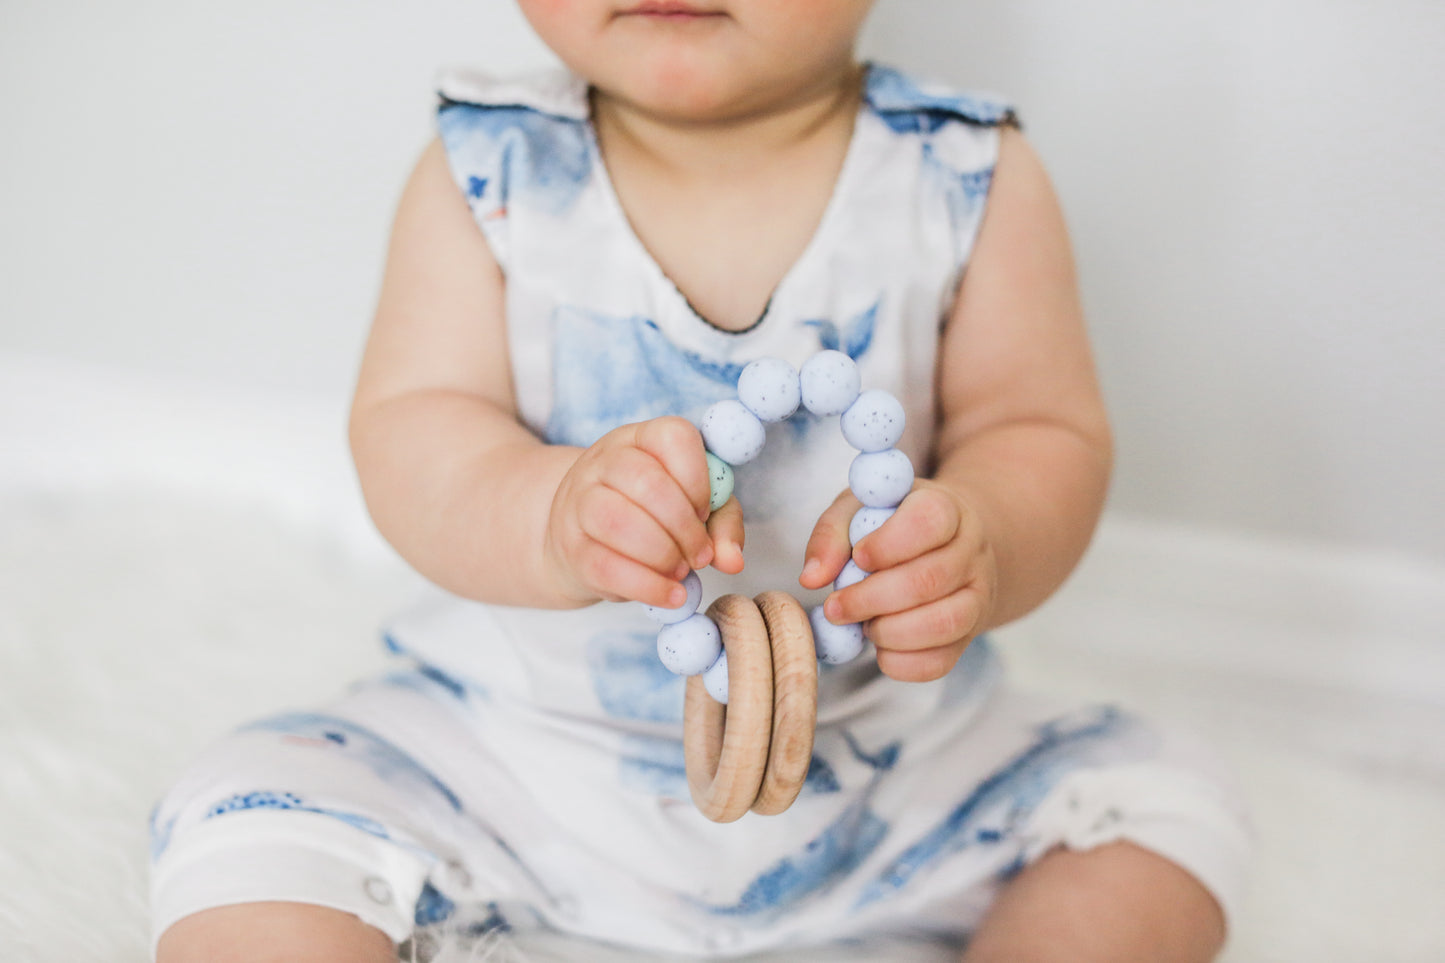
{"left": 750, "top": 591, "right": 818, "bottom": 815}
{"left": 684, "top": 594, "right": 774, "bottom": 823}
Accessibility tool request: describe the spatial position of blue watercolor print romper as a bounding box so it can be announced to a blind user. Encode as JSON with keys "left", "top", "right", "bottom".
{"left": 148, "top": 64, "right": 1253, "bottom": 958}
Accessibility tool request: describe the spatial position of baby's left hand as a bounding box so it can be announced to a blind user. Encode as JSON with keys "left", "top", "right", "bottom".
{"left": 800, "top": 480, "right": 997, "bottom": 683}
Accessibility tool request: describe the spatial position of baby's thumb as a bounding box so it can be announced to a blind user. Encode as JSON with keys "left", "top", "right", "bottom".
{"left": 800, "top": 489, "right": 858, "bottom": 590}
{"left": 706, "top": 496, "right": 746, "bottom": 574}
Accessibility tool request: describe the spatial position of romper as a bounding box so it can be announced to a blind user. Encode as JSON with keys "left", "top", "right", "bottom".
{"left": 149, "top": 64, "right": 1252, "bottom": 958}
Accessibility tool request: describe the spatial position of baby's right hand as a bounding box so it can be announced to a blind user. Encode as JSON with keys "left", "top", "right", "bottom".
{"left": 544, "top": 416, "right": 744, "bottom": 608}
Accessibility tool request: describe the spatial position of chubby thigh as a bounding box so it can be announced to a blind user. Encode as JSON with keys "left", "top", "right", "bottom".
{"left": 149, "top": 663, "right": 1251, "bottom": 956}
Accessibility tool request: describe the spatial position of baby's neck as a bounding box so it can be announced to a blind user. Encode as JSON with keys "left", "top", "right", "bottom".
{"left": 591, "top": 65, "right": 865, "bottom": 185}
{"left": 587, "top": 64, "right": 867, "bottom": 332}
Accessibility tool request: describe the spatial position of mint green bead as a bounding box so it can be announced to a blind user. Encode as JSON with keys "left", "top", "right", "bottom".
{"left": 706, "top": 452, "right": 734, "bottom": 513}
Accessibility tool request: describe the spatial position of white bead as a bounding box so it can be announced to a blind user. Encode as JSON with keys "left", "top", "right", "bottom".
{"left": 798, "top": 350, "right": 860, "bottom": 416}
{"left": 848, "top": 448, "right": 915, "bottom": 508}
{"left": 809, "top": 606, "right": 866, "bottom": 664}
{"left": 834, "top": 558, "right": 869, "bottom": 591}
{"left": 737, "top": 358, "right": 800, "bottom": 423}
{"left": 702, "top": 648, "right": 729, "bottom": 704}
{"left": 840, "top": 389, "right": 905, "bottom": 452}
{"left": 642, "top": 570, "right": 702, "bottom": 624}
{"left": 848, "top": 506, "right": 895, "bottom": 546}
{"left": 656, "top": 614, "right": 723, "bottom": 676}
{"left": 700, "top": 400, "right": 767, "bottom": 465}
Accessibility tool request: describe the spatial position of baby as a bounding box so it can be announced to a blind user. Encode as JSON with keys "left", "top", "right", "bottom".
{"left": 150, "top": 2, "right": 1252, "bottom": 960}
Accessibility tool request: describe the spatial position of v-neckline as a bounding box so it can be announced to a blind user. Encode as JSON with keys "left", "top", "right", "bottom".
{"left": 582, "top": 68, "right": 874, "bottom": 339}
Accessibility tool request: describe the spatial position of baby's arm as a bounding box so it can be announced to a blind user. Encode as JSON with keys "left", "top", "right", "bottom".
{"left": 350, "top": 141, "right": 741, "bottom": 611}
{"left": 801, "top": 127, "right": 1111, "bottom": 682}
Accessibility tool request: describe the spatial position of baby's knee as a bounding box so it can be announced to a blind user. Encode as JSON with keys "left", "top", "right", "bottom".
{"left": 156, "top": 901, "right": 395, "bottom": 963}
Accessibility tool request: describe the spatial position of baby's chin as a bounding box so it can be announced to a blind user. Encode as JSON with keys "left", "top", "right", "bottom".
{"left": 596, "top": 67, "right": 847, "bottom": 128}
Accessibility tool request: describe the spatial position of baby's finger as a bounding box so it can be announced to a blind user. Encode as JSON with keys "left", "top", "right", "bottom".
{"left": 823, "top": 543, "right": 971, "bottom": 627}
{"left": 874, "top": 639, "right": 970, "bottom": 684}
{"left": 851, "top": 482, "right": 961, "bottom": 574}
{"left": 575, "top": 540, "right": 691, "bottom": 609}
{"left": 706, "top": 496, "right": 746, "bottom": 574}
{"left": 864, "top": 587, "right": 986, "bottom": 654}
{"left": 602, "top": 446, "right": 713, "bottom": 571}
{"left": 634, "top": 416, "right": 713, "bottom": 522}
{"left": 579, "top": 485, "right": 691, "bottom": 580}
{"left": 800, "top": 489, "right": 859, "bottom": 590}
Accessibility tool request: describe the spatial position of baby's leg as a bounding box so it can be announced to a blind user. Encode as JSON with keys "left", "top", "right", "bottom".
{"left": 157, "top": 902, "right": 394, "bottom": 963}
{"left": 960, "top": 841, "right": 1225, "bottom": 963}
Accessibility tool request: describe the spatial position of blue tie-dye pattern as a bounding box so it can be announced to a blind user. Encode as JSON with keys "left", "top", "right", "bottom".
{"left": 708, "top": 809, "right": 890, "bottom": 919}
{"left": 802, "top": 753, "right": 842, "bottom": 794}
{"left": 802, "top": 300, "right": 878, "bottom": 360}
{"left": 864, "top": 65, "right": 1016, "bottom": 128}
{"left": 616, "top": 733, "right": 843, "bottom": 800}
{"left": 587, "top": 629, "right": 686, "bottom": 724}
{"left": 853, "top": 705, "right": 1143, "bottom": 909}
{"left": 617, "top": 733, "right": 688, "bottom": 796}
{"left": 240, "top": 713, "right": 464, "bottom": 813}
{"left": 438, "top": 104, "right": 591, "bottom": 217}
{"left": 922, "top": 145, "right": 994, "bottom": 234}
{"left": 546, "top": 309, "right": 744, "bottom": 448}
{"left": 202, "top": 790, "right": 394, "bottom": 844}
{"left": 693, "top": 733, "right": 898, "bottom": 920}
{"left": 415, "top": 880, "right": 458, "bottom": 926}
{"left": 546, "top": 298, "right": 883, "bottom": 450}
{"left": 380, "top": 636, "right": 490, "bottom": 702}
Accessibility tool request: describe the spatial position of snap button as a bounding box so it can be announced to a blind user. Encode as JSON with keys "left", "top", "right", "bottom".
{"left": 363, "top": 876, "right": 393, "bottom": 904}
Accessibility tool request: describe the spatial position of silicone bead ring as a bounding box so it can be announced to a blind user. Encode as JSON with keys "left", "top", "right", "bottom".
{"left": 643, "top": 350, "right": 914, "bottom": 820}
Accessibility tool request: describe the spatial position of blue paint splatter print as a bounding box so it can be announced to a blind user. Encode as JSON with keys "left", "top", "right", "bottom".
{"left": 546, "top": 307, "right": 741, "bottom": 448}
{"left": 438, "top": 104, "right": 592, "bottom": 219}
{"left": 853, "top": 705, "right": 1150, "bottom": 909}
{"left": 201, "top": 789, "right": 395, "bottom": 845}
{"left": 802, "top": 300, "right": 878, "bottom": 361}
{"left": 586, "top": 629, "right": 686, "bottom": 725}
{"left": 865, "top": 65, "right": 1017, "bottom": 129}
{"left": 240, "top": 713, "right": 465, "bottom": 813}
{"left": 691, "top": 732, "right": 900, "bottom": 921}
{"left": 414, "top": 880, "right": 458, "bottom": 926}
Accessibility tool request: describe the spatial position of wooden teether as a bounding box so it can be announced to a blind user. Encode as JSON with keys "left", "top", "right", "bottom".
{"left": 683, "top": 592, "right": 818, "bottom": 822}
{"left": 750, "top": 591, "right": 818, "bottom": 816}
{"left": 640, "top": 352, "right": 916, "bottom": 820}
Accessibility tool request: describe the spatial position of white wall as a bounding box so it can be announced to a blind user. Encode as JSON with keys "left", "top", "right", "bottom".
{"left": 3, "top": 0, "right": 1443, "bottom": 564}
{"left": 861, "top": 0, "right": 1445, "bottom": 565}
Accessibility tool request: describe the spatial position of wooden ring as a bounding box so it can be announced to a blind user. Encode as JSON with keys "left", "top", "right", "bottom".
{"left": 684, "top": 594, "right": 774, "bottom": 823}
{"left": 750, "top": 591, "right": 818, "bottom": 815}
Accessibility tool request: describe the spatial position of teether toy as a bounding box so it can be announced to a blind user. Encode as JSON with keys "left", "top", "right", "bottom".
{"left": 641, "top": 349, "right": 914, "bottom": 822}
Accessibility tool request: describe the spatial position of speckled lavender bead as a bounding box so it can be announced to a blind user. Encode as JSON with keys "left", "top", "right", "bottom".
{"left": 840, "top": 389, "right": 906, "bottom": 452}
{"left": 848, "top": 448, "right": 915, "bottom": 508}
{"left": 737, "top": 357, "right": 801, "bottom": 423}
{"left": 834, "top": 558, "right": 869, "bottom": 592}
{"left": 809, "top": 606, "right": 866, "bottom": 664}
{"left": 706, "top": 453, "right": 734, "bottom": 512}
{"left": 702, "top": 648, "right": 729, "bottom": 704}
{"left": 798, "top": 350, "right": 860, "bottom": 416}
{"left": 657, "top": 613, "right": 723, "bottom": 676}
{"left": 642, "top": 570, "right": 703, "bottom": 624}
{"left": 700, "top": 400, "right": 767, "bottom": 465}
{"left": 848, "top": 506, "right": 895, "bottom": 546}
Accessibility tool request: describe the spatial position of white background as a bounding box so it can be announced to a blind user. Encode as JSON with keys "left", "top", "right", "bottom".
{"left": 3, "top": 0, "right": 1443, "bottom": 564}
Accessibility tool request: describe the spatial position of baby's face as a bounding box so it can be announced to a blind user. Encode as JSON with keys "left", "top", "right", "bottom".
{"left": 517, "top": 0, "right": 876, "bottom": 121}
